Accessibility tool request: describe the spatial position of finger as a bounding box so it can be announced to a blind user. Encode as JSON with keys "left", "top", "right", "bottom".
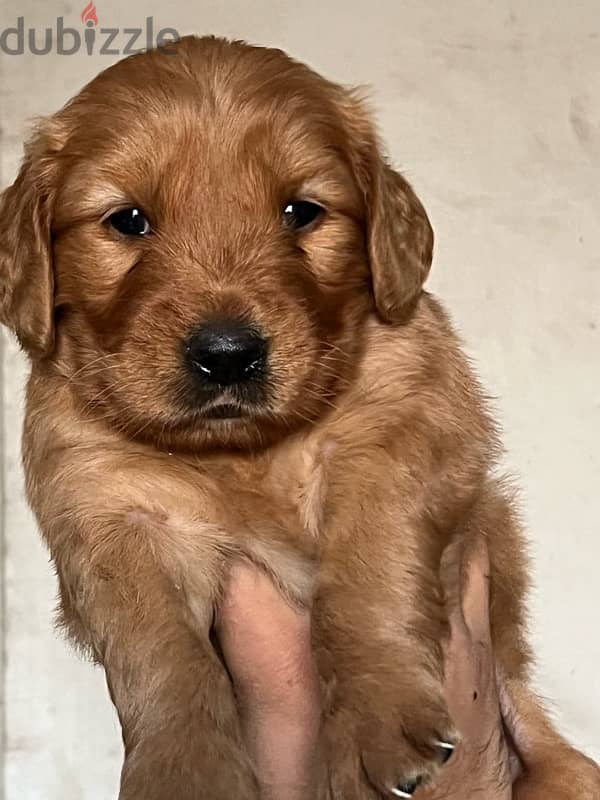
{"left": 216, "top": 563, "right": 317, "bottom": 708}
{"left": 216, "top": 564, "right": 322, "bottom": 799}
{"left": 460, "top": 534, "right": 492, "bottom": 646}
{"left": 441, "top": 536, "right": 500, "bottom": 732}
{"left": 440, "top": 539, "right": 471, "bottom": 647}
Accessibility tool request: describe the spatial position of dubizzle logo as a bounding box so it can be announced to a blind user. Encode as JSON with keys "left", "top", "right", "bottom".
{"left": 0, "top": 3, "right": 180, "bottom": 56}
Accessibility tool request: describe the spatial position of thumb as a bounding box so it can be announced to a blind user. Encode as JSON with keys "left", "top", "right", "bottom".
{"left": 460, "top": 534, "right": 492, "bottom": 646}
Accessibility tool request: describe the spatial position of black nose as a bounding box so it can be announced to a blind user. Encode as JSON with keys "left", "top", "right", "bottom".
{"left": 185, "top": 321, "right": 267, "bottom": 387}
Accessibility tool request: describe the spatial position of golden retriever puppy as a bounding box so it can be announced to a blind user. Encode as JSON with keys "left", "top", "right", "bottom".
{"left": 0, "top": 36, "right": 598, "bottom": 800}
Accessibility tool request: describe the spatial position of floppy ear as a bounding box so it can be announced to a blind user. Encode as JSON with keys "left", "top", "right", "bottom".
{"left": 340, "top": 90, "right": 434, "bottom": 323}
{"left": 0, "top": 138, "right": 56, "bottom": 358}
{"left": 367, "top": 163, "right": 434, "bottom": 322}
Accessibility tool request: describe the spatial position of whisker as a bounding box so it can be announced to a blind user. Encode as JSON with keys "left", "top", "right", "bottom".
{"left": 66, "top": 352, "right": 125, "bottom": 384}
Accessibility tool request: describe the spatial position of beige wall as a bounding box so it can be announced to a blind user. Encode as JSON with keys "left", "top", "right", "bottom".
{"left": 1, "top": 1, "right": 598, "bottom": 797}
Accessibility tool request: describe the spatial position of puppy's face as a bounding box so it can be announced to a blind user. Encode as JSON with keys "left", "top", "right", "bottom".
{"left": 0, "top": 37, "right": 433, "bottom": 451}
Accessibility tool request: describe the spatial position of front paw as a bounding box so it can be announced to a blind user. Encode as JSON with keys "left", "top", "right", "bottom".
{"left": 324, "top": 686, "right": 457, "bottom": 799}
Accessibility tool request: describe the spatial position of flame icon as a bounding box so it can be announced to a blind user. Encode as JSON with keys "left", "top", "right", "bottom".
{"left": 81, "top": 1, "right": 98, "bottom": 26}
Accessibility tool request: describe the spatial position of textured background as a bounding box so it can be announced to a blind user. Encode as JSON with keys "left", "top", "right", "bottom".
{"left": 1, "top": 1, "right": 599, "bottom": 797}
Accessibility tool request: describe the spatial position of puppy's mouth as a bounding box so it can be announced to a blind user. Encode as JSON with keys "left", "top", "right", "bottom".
{"left": 195, "top": 391, "right": 267, "bottom": 421}
{"left": 176, "top": 384, "right": 270, "bottom": 424}
{"left": 202, "top": 402, "right": 247, "bottom": 420}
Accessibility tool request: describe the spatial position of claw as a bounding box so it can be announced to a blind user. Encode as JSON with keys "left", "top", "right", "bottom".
{"left": 391, "top": 777, "right": 421, "bottom": 797}
{"left": 436, "top": 740, "right": 455, "bottom": 764}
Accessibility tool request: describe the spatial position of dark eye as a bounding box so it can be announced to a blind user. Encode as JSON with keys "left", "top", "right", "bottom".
{"left": 283, "top": 200, "right": 325, "bottom": 231}
{"left": 107, "top": 208, "right": 151, "bottom": 236}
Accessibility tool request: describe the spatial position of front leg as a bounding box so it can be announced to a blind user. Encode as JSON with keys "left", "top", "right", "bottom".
{"left": 314, "top": 515, "right": 455, "bottom": 799}
{"left": 41, "top": 478, "right": 258, "bottom": 799}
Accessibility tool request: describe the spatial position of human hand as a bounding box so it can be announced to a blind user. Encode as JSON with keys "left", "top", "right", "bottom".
{"left": 416, "top": 535, "right": 514, "bottom": 798}
{"left": 217, "top": 537, "right": 515, "bottom": 800}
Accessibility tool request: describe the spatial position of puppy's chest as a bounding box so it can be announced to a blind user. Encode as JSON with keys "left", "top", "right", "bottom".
{"left": 268, "top": 437, "right": 334, "bottom": 538}
{"left": 222, "top": 413, "right": 405, "bottom": 545}
{"left": 212, "top": 435, "right": 336, "bottom": 543}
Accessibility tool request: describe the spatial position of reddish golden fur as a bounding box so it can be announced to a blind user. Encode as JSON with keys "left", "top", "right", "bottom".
{"left": 0, "top": 36, "right": 598, "bottom": 799}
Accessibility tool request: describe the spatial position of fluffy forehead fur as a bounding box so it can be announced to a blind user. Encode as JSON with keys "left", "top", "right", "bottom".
{"left": 0, "top": 35, "right": 433, "bottom": 452}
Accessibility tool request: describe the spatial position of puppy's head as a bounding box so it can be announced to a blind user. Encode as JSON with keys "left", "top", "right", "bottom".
{"left": 0, "top": 36, "right": 433, "bottom": 451}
